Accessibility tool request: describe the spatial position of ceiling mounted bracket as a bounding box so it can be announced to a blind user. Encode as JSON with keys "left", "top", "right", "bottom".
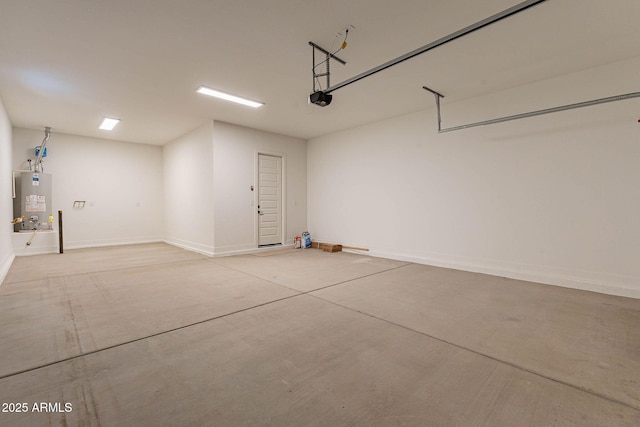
{"left": 423, "top": 86, "right": 640, "bottom": 133}
{"left": 422, "top": 86, "right": 445, "bottom": 132}
{"left": 309, "top": 41, "right": 346, "bottom": 93}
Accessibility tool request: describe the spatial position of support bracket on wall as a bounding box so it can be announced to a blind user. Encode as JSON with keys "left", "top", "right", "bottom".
{"left": 423, "top": 86, "right": 640, "bottom": 133}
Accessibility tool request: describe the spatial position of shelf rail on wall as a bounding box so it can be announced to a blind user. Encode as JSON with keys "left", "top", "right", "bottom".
{"left": 422, "top": 87, "right": 640, "bottom": 133}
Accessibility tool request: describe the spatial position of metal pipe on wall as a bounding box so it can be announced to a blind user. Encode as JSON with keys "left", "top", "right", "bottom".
{"left": 34, "top": 127, "right": 51, "bottom": 172}
{"left": 12, "top": 169, "right": 34, "bottom": 198}
{"left": 58, "top": 210, "right": 64, "bottom": 254}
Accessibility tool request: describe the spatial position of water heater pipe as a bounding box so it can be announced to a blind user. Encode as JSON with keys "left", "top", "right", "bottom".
{"left": 11, "top": 169, "right": 34, "bottom": 199}
{"left": 26, "top": 229, "right": 38, "bottom": 246}
{"left": 34, "top": 127, "right": 51, "bottom": 173}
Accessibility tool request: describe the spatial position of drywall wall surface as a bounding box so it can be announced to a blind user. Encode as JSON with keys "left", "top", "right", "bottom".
{"left": 0, "top": 96, "right": 14, "bottom": 283}
{"left": 308, "top": 57, "right": 640, "bottom": 297}
{"left": 163, "top": 121, "right": 215, "bottom": 255}
{"left": 213, "top": 121, "right": 306, "bottom": 255}
{"left": 11, "top": 128, "right": 164, "bottom": 250}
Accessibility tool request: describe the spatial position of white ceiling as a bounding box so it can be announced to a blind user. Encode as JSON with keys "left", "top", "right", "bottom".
{"left": 1, "top": 0, "right": 639, "bottom": 145}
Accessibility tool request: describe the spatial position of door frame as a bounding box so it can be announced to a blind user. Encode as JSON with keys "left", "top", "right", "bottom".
{"left": 255, "top": 150, "right": 287, "bottom": 247}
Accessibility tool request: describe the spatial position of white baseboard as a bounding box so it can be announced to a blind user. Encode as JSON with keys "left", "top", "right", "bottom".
{"left": 163, "top": 238, "right": 214, "bottom": 257}
{"left": 163, "top": 239, "right": 293, "bottom": 258}
{"left": 0, "top": 251, "right": 15, "bottom": 286}
{"left": 212, "top": 244, "right": 295, "bottom": 258}
{"left": 12, "top": 230, "right": 59, "bottom": 256}
{"left": 339, "top": 247, "right": 640, "bottom": 299}
{"left": 65, "top": 237, "right": 163, "bottom": 250}
{"left": 212, "top": 243, "right": 258, "bottom": 255}
{"left": 12, "top": 234, "right": 164, "bottom": 256}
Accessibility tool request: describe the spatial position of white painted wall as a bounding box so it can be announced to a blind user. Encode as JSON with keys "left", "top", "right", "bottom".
{"left": 12, "top": 128, "right": 163, "bottom": 250}
{"left": 0, "top": 96, "right": 14, "bottom": 284}
{"left": 213, "top": 121, "right": 306, "bottom": 255}
{"left": 163, "top": 121, "right": 215, "bottom": 255}
{"left": 308, "top": 57, "right": 640, "bottom": 298}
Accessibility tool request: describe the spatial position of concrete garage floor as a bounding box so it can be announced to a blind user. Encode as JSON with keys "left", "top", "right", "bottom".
{"left": 0, "top": 243, "right": 638, "bottom": 426}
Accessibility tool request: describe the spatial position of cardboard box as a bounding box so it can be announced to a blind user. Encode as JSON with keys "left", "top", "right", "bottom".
{"left": 318, "top": 243, "right": 342, "bottom": 253}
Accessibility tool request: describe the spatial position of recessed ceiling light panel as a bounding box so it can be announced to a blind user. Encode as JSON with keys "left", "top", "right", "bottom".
{"left": 99, "top": 117, "right": 120, "bottom": 130}
{"left": 196, "top": 86, "right": 263, "bottom": 108}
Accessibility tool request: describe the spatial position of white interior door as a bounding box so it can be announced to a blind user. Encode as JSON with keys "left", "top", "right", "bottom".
{"left": 258, "top": 154, "right": 282, "bottom": 246}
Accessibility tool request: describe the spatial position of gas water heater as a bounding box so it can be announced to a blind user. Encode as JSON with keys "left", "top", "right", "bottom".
{"left": 14, "top": 172, "right": 53, "bottom": 231}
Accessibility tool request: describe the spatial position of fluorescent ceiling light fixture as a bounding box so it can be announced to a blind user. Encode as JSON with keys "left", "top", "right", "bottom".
{"left": 196, "top": 86, "right": 263, "bottom": 108}
{"left": 99, "top": 117, "right": 120, "bottom": 130}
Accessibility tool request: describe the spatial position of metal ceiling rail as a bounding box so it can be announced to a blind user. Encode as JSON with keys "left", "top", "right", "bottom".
{"left": 324, "top": 0, "right": 548, "bottom": 95}
{"left": 422, "top": 87, "right": 640, "bottom": 133}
